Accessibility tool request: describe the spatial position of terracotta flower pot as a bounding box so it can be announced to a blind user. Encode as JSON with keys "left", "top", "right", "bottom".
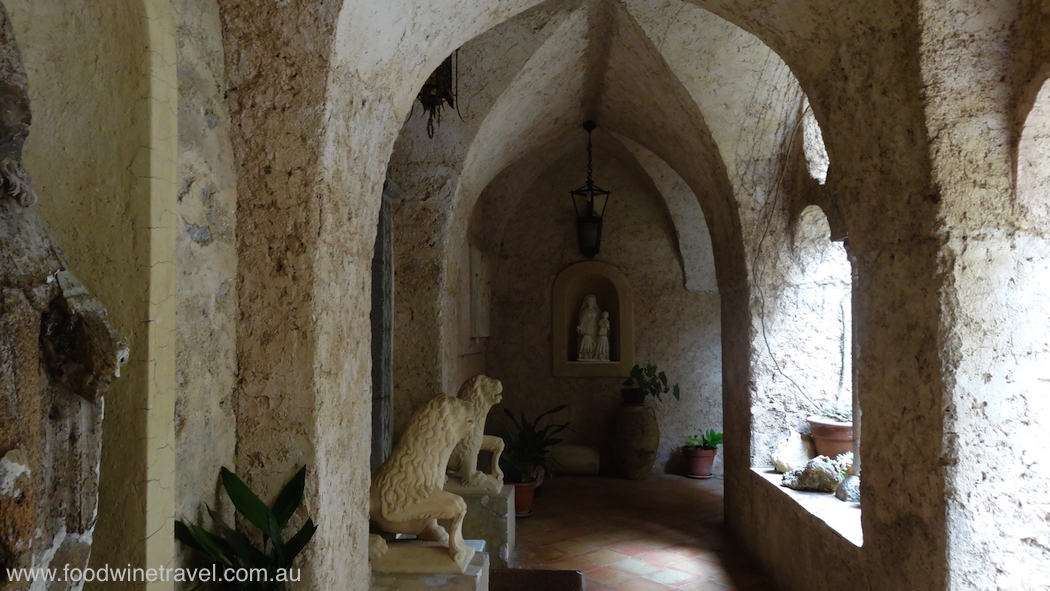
{"left": 513, "top": 482, "right": 536, "bottom": 517}
{"left": 683, "top": 447, "right": 717, "bottom": 479}
{"left": 807, "top": 415, "right": 853, "bottom": 459}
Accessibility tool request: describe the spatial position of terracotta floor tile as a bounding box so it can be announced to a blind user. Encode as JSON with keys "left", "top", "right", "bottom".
{"left": 586, "top": 566, "right": 638, "bottom": 586}
{"left": 512, "top": 476, "right": 771, "bottom": 591}
{"left": 607, "top": 540, "right": 663, "bottom": 557}
{"left": 540, "top": 554, "right": 600, "bottom": 572}
{"left": 547, "top": 538, "right": 596, "bottom": 557}
{"left": 579, "top": 548, "right": 633, "bottom": 566}
{"left": 612, "top": 578, "right": 675, "bottom": 591}
{"left": 609, "top": 557, "right": 660, "bottom": 576}
{"left": 519, "top": 545, "right": 567, "bottom": 565}
{"left": 635, "top": 549, "right": 686, "bottom": 568}
{"left": 667, "top": 557, "right": 727, "bottom": 578}
{"left": 641, "top": 567, "right": 700, "bottom": 586}
{"left": 676, "top": 580, "right": 734, "bottom": 591}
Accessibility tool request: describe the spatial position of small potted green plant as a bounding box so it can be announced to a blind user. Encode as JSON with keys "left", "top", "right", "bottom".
{"left": 175, "top": 466, "right": 316, "bottom": 590}
{"left": 683, "top": 430, "right": 722, "bottom": 479}
{"left": 499, "top": 404, "right": 571, "bottom": 517}
{"left": 621, "top": 363, "right": 681, "bottom": 405}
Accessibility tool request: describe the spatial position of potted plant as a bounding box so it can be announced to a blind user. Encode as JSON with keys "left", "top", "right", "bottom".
{"left": 499, "top": 405, "right": 571, "bottom": 517}
{"left": 175, "top": 466, "right": 317, "bottom": 590}
{"left": 807, "top": 404, "right": 853, "bottom": 459}
{"left": 621, "top": 363, "right": 681, "bottom": 405}
{"left": 683, "top": 430, "right": 722, "bottom": 479}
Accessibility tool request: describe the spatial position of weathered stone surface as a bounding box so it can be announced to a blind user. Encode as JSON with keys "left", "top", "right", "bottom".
{"left": 172, "top": 0, "right": 239, "bottom": 569}
{"left": 442, "top": 485, "right": 515, "bottom": 569}
{"left": 781, "top": 456, "right": 845, "bottom": 493}
{"left": 371, "top": 549, "right": 489, "bottom": 591}
{"left": 0, "top": 5, "right": 129, "bottom": 583}
{"left": 370, "top": 540, "right": 477, "bottom": 575}
{"left": 835, "top": 475, "right": 860, "bottom": 503}
{"left": 0, "top": 449, "right": 32, "bottom": 565}
{"left": 6, "top": 2, "right": 1049, "bottom": 591}
{"left": 771, "top": 429, "right": 815, "bottom": 474}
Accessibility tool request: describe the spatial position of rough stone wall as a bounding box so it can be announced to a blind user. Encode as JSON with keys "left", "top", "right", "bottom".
{"left": 661, "top": 3, "right": 951, "bottom": 590}
{"left": 1, "top": 203, "right": 127, "bottom": 591}
{"left": 172, "top": 0, "right": 238, "bottom": 563}
{"left": 485, "top": 133, "right": 722, "bottom": 475}
{"left": 218, "top": 1, "right": 548, "bottom": 588}
{"left": 921, "top": 1, "right": 1050, "bottom": 587}
{"left": 217, "top": 2, "right": 338, "bottom": 587}
{"left": 390, "top": 1, "right": 587, "bottom": 441}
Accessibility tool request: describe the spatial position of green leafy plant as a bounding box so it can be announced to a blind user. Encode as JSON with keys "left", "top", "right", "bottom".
{"left": 174, "top": 466, "right": 317, "bottom": 590}
{"left": 499, "top": 405, "right": 571, "bottom": 483}
{"left": 623, "top": 363, "right": 680, "bottom": 401}
{"left": 685, "top": 430, "right": 723, "bottom": 451}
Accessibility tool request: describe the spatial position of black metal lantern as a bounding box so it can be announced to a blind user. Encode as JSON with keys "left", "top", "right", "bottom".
{"left": 570, "top": 121, "right": 610, "bottom": 258}
{"left": 416, "top": 51, "right": 459, "bottom": 138}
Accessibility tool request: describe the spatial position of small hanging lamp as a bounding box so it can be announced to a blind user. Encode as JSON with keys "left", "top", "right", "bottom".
{"left": 416, "top": 50, "right": 459, "bottom": 138}
{"left": 570, "top": 121, "right": 610, "bottom": 258}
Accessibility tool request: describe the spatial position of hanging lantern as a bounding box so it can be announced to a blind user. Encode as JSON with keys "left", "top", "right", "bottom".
{"left": 569, "top": 121, "right": 610, "bottom": 258}
{"left": 416, "top": 50, "right": 459, "bottom": 138}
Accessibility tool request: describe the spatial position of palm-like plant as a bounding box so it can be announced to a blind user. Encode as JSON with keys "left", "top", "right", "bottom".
{"left": 174, "top": 466, "right": 317, "bottom": 590}
{"left": 499, "top": 405, "right": 571, "bottom": 483}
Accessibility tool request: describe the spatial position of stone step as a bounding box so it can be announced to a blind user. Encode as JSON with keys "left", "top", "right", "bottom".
{"left": 489, "top": 568, "right": 584, "bottom": 591}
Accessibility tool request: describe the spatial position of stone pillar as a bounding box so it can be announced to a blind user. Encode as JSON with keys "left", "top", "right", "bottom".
{"left": 846, "top": 243, "right": 861, "bottom": 477}
{"left": 371, "top": 177, "right": 397, "bottom": 470}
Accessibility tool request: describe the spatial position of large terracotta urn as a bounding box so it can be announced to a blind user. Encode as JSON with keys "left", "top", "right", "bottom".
{"left": 608, "top": 404, "right": 660, "bottom": 480}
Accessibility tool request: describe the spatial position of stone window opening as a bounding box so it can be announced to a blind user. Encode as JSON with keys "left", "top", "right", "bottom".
{"left": 753, "top": 203, "right": 860, "bottom": 545}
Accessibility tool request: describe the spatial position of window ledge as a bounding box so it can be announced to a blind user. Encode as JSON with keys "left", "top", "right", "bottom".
{"left": 751, "top": 468, "right": 863, "bottom": 547}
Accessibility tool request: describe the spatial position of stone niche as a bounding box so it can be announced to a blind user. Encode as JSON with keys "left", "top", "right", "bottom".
{"left": 552, "top": 260, "right": 634, "bottom": 377}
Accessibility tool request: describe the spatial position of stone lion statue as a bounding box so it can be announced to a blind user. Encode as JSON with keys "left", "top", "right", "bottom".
{"left": 446, "top": 376, "right": 506, "bottom": 493}
{"left": 369, "top": 375, "right": 503, "bottom": 564}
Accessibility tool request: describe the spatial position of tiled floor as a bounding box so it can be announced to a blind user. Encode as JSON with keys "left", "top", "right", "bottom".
{"left": 513, "top": 475, "right": 776, "bottom": 591}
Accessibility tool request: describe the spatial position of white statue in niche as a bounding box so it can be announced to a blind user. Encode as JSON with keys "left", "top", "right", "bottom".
{"left": 595, "top": 311, "right": 611, "bottom": 361}
{"left": 576, "top": 294, "right": 605, "bottom": 361}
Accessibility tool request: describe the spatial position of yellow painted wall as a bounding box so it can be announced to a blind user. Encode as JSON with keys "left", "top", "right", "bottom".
{"left": 6, "top": 0, "right": 177, "bottom": 588}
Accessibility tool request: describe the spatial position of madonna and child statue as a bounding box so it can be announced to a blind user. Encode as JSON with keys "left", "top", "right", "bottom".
{"left": 576, "top": 294, "right": 611, "bottom": 362}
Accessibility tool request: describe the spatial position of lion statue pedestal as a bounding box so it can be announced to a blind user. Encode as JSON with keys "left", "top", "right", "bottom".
{"left": 369, "top": 375, "right": 504, "bottom": 574}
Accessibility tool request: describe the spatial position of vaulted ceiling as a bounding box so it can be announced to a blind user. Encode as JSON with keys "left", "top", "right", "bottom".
{"left": 389, "top": 0, "right": 817, "bottom": 288}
